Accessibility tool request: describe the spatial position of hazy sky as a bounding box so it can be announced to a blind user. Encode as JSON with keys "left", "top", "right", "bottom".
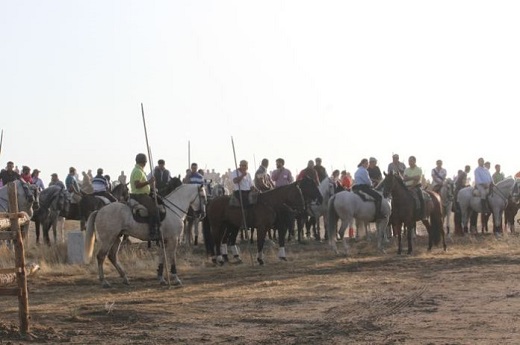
{"left": 2, "top": 1, "right": 519, "bottom": 186}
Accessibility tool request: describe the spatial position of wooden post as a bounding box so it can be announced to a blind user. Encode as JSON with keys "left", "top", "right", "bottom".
{"left": 8, "top": 182, "right": 30, "bottom": 334}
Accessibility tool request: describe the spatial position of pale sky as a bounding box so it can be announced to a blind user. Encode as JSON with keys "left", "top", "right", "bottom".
{"left": 1, "top": 1, "right": 519, "bottom": 186}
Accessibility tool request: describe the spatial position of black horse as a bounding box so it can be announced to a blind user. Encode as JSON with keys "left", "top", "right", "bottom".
{"left": 205, "top": 177, "right": 322, "bottom": 265}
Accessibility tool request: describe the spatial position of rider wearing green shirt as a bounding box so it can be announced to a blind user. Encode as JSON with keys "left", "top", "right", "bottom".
{"left": 403, "top": 156, "right": 426, "bottom": 220}
{"left": 130, "top": 153, "right": 159, "bottom": 240}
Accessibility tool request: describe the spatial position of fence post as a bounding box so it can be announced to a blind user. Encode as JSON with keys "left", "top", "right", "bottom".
{"left": 8, "top": 182, "right": 30, "bottom": 334}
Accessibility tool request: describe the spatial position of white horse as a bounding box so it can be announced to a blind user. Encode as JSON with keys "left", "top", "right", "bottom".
{"left": 327, "top": 189, "right": 391, "bottom": 255}
{"left": 457, "top": 177, "right": 519, "bottom": 234}
{"left": 183, "top": 182, "right": 229, "bottom": 245}
{"left": 0, "top": 180, "right": 37, "bottom": 240}
{"left": 439, "top": 178, "right": 455, "bottom": 236}
{"left": 85, "top": 184, "right": 207, "bottom": 288}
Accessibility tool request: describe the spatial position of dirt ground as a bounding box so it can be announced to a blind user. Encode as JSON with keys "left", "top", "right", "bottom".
{"left": 2, "top": 221, "right": 520, "bottom": 345}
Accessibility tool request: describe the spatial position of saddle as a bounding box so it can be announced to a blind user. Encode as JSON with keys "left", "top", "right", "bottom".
{"left": 127, "top": 198, "right": 167, "bottom": 224}
{"left": 352, "top": 190, "right": 375, "bottom": 202}
{"left": 409, "top": 189, "right": 431, "bottom": 212}
{"left": 229, "top": 190, "right": 259, "bottom": 208}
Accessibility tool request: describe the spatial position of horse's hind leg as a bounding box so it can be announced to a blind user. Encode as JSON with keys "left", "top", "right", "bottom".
{"left": 106, "top": 237, "right": 129, "bottom": 285}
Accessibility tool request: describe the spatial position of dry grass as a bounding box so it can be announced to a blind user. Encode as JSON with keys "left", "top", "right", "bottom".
{"left": 1, "top": 219, "right": 520, "bottom": 344}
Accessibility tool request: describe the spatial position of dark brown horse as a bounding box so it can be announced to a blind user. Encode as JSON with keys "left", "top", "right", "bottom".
{"left": 382, "top": 172, "right": 446, "bottom": 254}
{"left": 207, "top": 178, "right": 321, "bottom": 265}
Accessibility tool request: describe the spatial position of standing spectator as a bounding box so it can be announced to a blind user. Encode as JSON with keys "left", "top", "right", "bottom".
{"left": 271, "top": 158, "right": 294, "bottom": 188}
{"left": 340, "top": 170, "right": 352, "bottom": 191}
{"left": 254, "top": 158, "right": 275, "bottom": 192}
{"left": 118, "top": 171, "right": 127, "bottom": 185}
{"left": 0, "top": 161, "right": 21, "bottom": 186}
{"left": 387, "top": 154, "right": 406, "bottom": 175}
{"left": 367, "top": 157, "right": 383, "bottom": 187}
{"left": 431, "top": 160, "right": 447, "bottom": 193}
{"left": 492, "top": 164, "right": 505, "bottom": 184}
{"left": 314, "top": 157, "right": 328, "bottom": 182}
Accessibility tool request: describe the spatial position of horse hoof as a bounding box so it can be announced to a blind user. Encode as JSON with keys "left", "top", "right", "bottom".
{"left": 279, "top": 257, "right": 287, "bottom": 261}
{"left": 233, "top": 256, "right": 243, "bottom": 264}
{"left": 257, "top": 258, "right": 264, "bottom": 265}
{"left": 222, "top": 254, "right": 229, "bottom": 262}
{"left": 102, "top": 281, "right": 111, "bottom": 288}
{"left": 211, "top": 258, "right": 217, "bottom": 265}
{"left": 218, "top": 260, "right": 225, "bottom": 266}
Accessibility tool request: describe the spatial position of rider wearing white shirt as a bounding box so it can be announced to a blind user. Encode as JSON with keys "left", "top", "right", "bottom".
{"left": 231, "top": 160, "right": 256, "bottom": 207}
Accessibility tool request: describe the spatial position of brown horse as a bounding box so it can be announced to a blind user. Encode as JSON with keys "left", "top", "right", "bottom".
{"left": 382, "top": 172, "right": 446, "bottom": 254}
{"left": 207, "top": 178, "right": 321, "bottom": 265}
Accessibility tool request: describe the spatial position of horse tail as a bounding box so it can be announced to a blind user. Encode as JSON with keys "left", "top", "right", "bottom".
{"left": 428, "top": 191, "right": 443, "bottom": 246}
{"left": 85, "top": 210, "right": 98, "bottom": 261}
{"left": 327, "top": 194, "right": 339, "bottom": 244}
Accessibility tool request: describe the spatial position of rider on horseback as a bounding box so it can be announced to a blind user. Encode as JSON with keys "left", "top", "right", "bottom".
{"left": 353, "top": 158, "right": 384, "bottom": 220}
{"left": 403, "top": 156, "right": 426, "bottom": 220}
{"left": 475, "top": 157, "right": 493, "bottom": 215}
{"left": 130, "top": 153, "right": 160, "bottom": 241}
{"left": 92, "top": 168, "right": 118, "bottom": 202}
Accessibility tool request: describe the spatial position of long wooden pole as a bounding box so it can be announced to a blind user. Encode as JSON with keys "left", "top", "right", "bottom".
{"left": 231, "top": 137, "right": 254, "bottom": 265}
{"left": 9, "top": 182, "right": 29, "bottom": 335}
{"left": 141, "top": 103, "right": 171, "bottom": 287}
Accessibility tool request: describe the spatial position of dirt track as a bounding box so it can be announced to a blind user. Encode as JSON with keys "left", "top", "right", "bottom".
{"left": 2, "top": 223, "right": 520, "bottom": 344}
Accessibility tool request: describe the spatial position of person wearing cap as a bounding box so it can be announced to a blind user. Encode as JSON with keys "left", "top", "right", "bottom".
{"left": 353, "top": 158, "right": 384, "bottom": 220}
{"left": 49, "top": 173, "right": 66, "bottom": 189}
{"left": 31, "top": 169, "right": 45, "bottom": 191}
{"left": 130, "top": 153, "right": 159, "bottom": 240}
{"left": 314, "top": 158, "right": 328, "bottom": 182}
{"left": 0, "top": 161, "right": 21, "bottom": 186}
{"left": 92, "top": 168, "right": 117, "bottom": 202}
{"left": 431, "top": 160, "right": 447, "bottom": 193}
{"left": 367, "top": 157, "right": 383, "bottom": 187}
{"left": 387, "top": 154, "right": 406, "bottom": 175}
{"left": 403, "top": 156, "right": 426, "bottom": 220}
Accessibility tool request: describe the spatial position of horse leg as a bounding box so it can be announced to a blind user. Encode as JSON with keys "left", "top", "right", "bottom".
{"left": 407, "top": 224, "right": 413, "bottom": 255}
{"left": 394, "top": 223, "right": 403, "bottom": 255}
{"left": 423, "top": 219, "right": 433, "bottom": 251}
{"left": 35, "top": 220, "right": 40, "bottom": 244}
{"left": 106, "top": 237, "right": 129, "bottom": 285}
{"left": 167, "top": 238, "right": 182, "bottom": 286}
{"left": 96, "top": 241, "right": 114, "bottom": 288}
{"left": 277, "top": 225, "right": 288, "bottom": 261}
{"left": 256, "top": 226, "right": 268, "bottom": 265}
{"left": 228, "top": 226, "right": 242, "bottom": 264}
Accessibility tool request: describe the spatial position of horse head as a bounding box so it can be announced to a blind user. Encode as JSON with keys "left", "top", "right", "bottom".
{"left": 297, "top": 176, "right": 323, "bottom": 204}
{"left": 442, "top": 178, "right": 455, "bottom": 202}
{"left": 159, "top": 177, "right": 183, "bottom": 197}
{"left": 192, "top": 184, "right": 208, "bottom": 219}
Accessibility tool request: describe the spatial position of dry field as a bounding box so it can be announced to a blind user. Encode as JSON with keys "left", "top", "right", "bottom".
{"left": 1, "top": 220, "right": 520, "bottom": 344}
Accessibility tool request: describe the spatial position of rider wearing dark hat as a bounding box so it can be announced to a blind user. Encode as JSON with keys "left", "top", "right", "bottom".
{"left": 130, "top": 153, "right": 159, "bottom": 240}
